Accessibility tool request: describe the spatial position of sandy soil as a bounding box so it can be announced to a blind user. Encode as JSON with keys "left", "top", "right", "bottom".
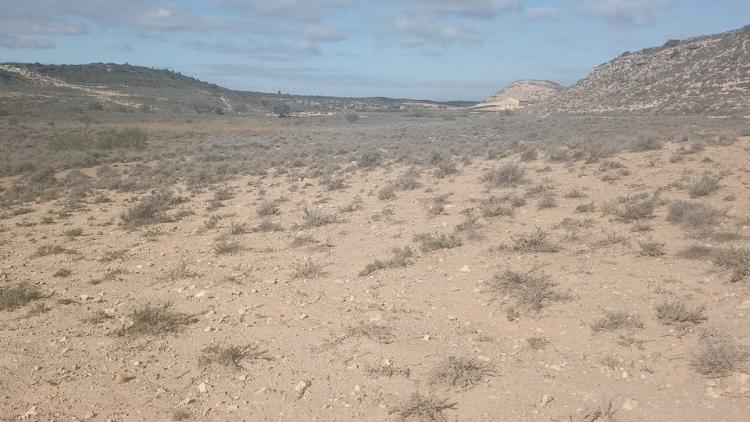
{"left": 1, "top": 138, "right": 749, "bottom": 421}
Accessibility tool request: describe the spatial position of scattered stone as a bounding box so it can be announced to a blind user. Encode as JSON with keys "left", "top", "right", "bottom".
{"left": 460, "top": 265, "right": 470, "bottom": 273}
{"left": 622, "top": 398, "right": 638, "bottom": 411}
{"left": 116, "top": 374, "right": 135, "bottom": 384}
{"left": 541, "top": 394, "right": 553, "bottom": 407}
{"left": 294, "top": 380, "right": 310, "bottom": 399}
{"left": 197, "top": 382, "right": 208, "bottom": 393}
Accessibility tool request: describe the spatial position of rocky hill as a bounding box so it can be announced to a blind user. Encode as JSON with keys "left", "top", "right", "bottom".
{"left": 0, "top": 63, "right": 468, "bottom": 117}
{"left": 473, "top": 80, "right": 563, "bottom": 111}
{"left": 536, "top": 25, "right": 750, "bottom": 114}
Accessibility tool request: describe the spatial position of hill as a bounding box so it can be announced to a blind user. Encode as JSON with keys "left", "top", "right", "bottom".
{"left": 535, "top": 25, "right": 750, "bottom": 114}
{"left": 473, "top": 80, "right": 563, "bottom": 111}
{"left": 0, "top": 63, "right": 469, "bottom": 117}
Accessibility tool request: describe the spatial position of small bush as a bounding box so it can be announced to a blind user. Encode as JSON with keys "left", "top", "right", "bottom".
{"left": 575, "top": 202, "right": 596, "bottom": 213}
{"left": 320, "top": 174, "right": 346, "bottom": 191}
{"left": 511, "top": 228, "right": 560, "bottom": 253}
{"left": 344, "top": 321, "right": 394, "bottom": 344}
{"left": 667, "top": 200, "right": 722, "bottom": 236}
{"left": 638, "top": 240, "right": 666, "bottom": 257}
{"left": 414, "top": 232, "right": 462, "bottom": 252}
{"left": 713, "top": 247, "right": 750, "bottom": 281}
{"left": 655, "top": 299, "right": 706, "bottom": 325}
{"left": 198, "top": 344, "right": 267, "bottom": 369}
{"left": 394, "top": 168, "right": 420, "bottom": 190}
{"left": 479, "top": 196, "right": 514, "bottom": 218}
{"left": 0, "top": 282, "right": 43, "bottom": 311}
{"left": 429, "top": 356, "right": 496, "bottom": 389}
{"left": 121, "top": 191, "right": 181, "bottom": 228}
{"left": 301, "top": 207, "right": 341, "bottom": 228}
{"left": 688, "top": 173, "right": 720, "bottom": 197}
{"left": 121, "top": 303, "right": 194, "bottom": 335}
{"left": 378, "top": 185, "right": 396, "bottom": 201}
{"left": 214, "top": 236, "right": 241, "bottom": 255}
{"left": 256, "top": 200, "right": 279, "bottom": 216}
{"left": 591, "top": 311, "right": 644, "bottom": 333}
{"left": 691, "top": 331, "right": 749, "bottom": 377}
{"left": 255, "top": 218, "right": 283, "bottom": 232}
{"left": 389, "top": 393, "right": 456, "bottom": 422}
{"left": 526, "top": 336, "right": 549, "bottom": 350}
{"left": 360, "top": 246, "right": 414, "bottom": 276}
{"left": 482, "top": 162, "right": 525, "bottom": 187}
{"left": 603, "top": 192, "right": 658, "bottom": 222}
{"left": 485, "top": 270, "right": 566, "bottom": 312}
{"left": 536, "top": 192, "right": 558, "bottom": 209}
{"left": 293, "top": 259, "right": 325, "bottom": 279}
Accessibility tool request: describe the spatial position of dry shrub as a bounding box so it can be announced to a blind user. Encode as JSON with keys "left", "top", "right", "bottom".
{"left": 691, "top": 331, "right": 749, "bottom": 377}
{"left": 482, "top": 162, "right": 525, "bottom": 187}
{"left": 414, "top": 232, "right": 462, "bottom": 252}
{"left": 511, "top": 228, "right": 560, "bottom": 253}
{"left": 389, "top": 393, "right": 456, "bottom": 422}
{"left": 120, "top": 303, "right": 194, "bottom": 335}
{"left": 591, "top": 311, "right": 644, "bottom": 333}
{"left": 429, "top": 356, "right": 496, "bottom": 389}
{"left": 485, "top": 269, "right": 567, "bottom": 312}
{"left": 0, "top": 282, "right": 43, "bottom": 311}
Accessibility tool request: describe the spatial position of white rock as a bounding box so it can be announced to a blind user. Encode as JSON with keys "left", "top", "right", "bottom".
{"left": 197, "top": 382, "right": 208, "bottom": 393}
{"left": 622, "top": 399, "right": 638, "bottom": 411}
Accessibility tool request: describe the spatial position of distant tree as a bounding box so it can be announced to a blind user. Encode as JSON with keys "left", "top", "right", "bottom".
{"left": 272, "top": 103, "right": 290, "bottom": 118}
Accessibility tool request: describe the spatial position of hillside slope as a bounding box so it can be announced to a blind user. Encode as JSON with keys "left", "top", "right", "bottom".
{"left": 535, "top": 25, "right": 750, "bottom": 114}
{"left": 473, "top": 80, "right": 563, "bottom": 111}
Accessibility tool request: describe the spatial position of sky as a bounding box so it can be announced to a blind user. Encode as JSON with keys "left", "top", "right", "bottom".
{"left": 1, "top": 1, "right": 748, "bottom": 101}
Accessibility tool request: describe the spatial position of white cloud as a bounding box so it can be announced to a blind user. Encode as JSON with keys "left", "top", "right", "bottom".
{"left": 402, "top": 0, "right": 521, "bottom": 19}
{"left": 383, "top": 17, "right": 486, "bottom": 47}
{"left": 524, "top": 6, "right": 560, "bottom": 20}
{"left": 576, "top": 0, "right": 672, "bottom": 26}
{"left": 305, "top": 24, "right": 346, "bottom": 42}
{"left": 215, "top": 0, "right": 354, "bottom": 21}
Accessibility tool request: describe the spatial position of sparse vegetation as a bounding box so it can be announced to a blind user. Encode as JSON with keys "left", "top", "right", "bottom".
{"left": 121, "top": 191, "right": 182, "bottom": 228}
{"left": 655, "top": 299, "right": 706, "bottom": 326}
{"left": 198, "top": 344, "right": 267, "bottom": 368}
{"left": 485, "top": 270, "right": 567, "bottom": 312}
{"left": 482, "top": 162, "right": 525, "bottom": 187}
{"left": 638, "top": 240, "right": 666, "bottom": 256}
{"left": 429, "top": 356, "right": 496, "bottom": 389}
{"left": 292, "top": 259, "right": 325, "bottom": 279}
{"left": 120, "top": 303, "right": 194, "bottom": 335}
{"left": 603, "top": 192, "right": 658, "bottom": 221}
{"left": 591, "top": 311, "right": 644, "bottom": 333}
{"left": 389, "top": 393, "right": 456, "bottom": 422}
{"left": 688, "top": 173, "right": 720, "bottom": 197}
{"left": 360, "top": 246, "right": 414, "bottom": 276}
{"left": 511, "top": 228, "right": 560, "bottom": 253}
{"left": 691, "top": 331, "right": 749, "bottom": 377}
{"left": 0, "top": 282, "right": 44, "bottom": 311}
{"left": 413, "top": 232, "right": 462, "bottom": 252}
{"left": 301, "top": 207, "right": 341, "bottom": 228}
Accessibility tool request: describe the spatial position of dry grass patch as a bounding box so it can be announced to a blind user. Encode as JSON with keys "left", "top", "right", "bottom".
{"left": 429, "top": 356, "right": 496, "bottom": 389}
{"left": 198, "top": 344, "right": 268, "bottom": 369}
{"left": 120, "top": 303, "right": 195, "bottom": 335}
{"left": 638, "top": 240, "right": 666, "bottom": 256}
{"left": 603, "top": 192, "right": 658, "bottom": 222}
{"left": 482, "top": 162, "right": 525, "bottom": 187}
{"left": 691, "top": 331, "right": 749, "bottom": 377}
{"left": 485, "top": 269, "right": 567, "bottom": 312}
{"left": 688, "top": 173, "right": 720, "bottom": 197}
{"left": 655, "top": 299, "right": 706, "bottom": 326}
{"left": 526, "top": 336, "right": 549, "bottom": 350}
{"left": 292, "top": 259, "right": 325, "bottom": 279}
{"left": 121, "top": 191, "right": 182, "bottom": 228}
{"left": 479, "top": 195, "right": 514, "bottom": 218}
{"left": 667, "top": 200, "right": 723, "bottom": 237}
{"left": 255, "top": 218, "right": 283, "bottom": 232}
{"left": 214, "top": 236, "right": 241, "bottom": 255}
{"left": 256, "top": 200, "right": 279, "bottom": 217}
{"left": 389, "top": 393, "right": 456, "bottom": 422}
{"left": 342, "top": 321, "right": 395, "bottom": 344}
{"left": 712, "top": 247, "right": 750, "bottom": 282}
{"left": 511, "top": 228, "right": 560, "bottom": 253}
{"left": 360, "top": 246, "right": 414, "bottom": 276}
{"left": 591, "top": 311, "right": 644, "bottom": 333}
{"left": 414, "top": 232, "right": 462, "bottom": 252}
{"left": 0, "top": 282, "right": 44, "bottom": 311}
{"left": 300, "top": 207, "right": 341, "bottom": 228}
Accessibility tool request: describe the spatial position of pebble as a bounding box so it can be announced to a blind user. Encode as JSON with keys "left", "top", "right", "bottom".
{"left": 197, "top": 382, "right": 208, "bottom": 393}
{"left": 622, "top": 398, "right": 638, "bottom": 411}
{"left": 460, "top": 265, "right": 470, "bottom": 272}
{"left": 294, "top": 380, "right": 310, "bottom": 399}
{"left": 541, "top": 394, "right": 553, "bottom": 407}
{"left": 116, "top": 374, "right": 135, "bottom": 384}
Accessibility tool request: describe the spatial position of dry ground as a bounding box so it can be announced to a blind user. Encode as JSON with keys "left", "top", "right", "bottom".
{"left": 1, "top": 114, "right": 749, "bottom": 421}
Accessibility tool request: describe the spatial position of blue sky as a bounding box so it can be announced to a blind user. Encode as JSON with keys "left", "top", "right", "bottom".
{"left": 1, "top": 1, "right": 748, "bottom": 100}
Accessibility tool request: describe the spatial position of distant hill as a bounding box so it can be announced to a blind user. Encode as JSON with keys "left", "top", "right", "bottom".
{"left": 473, "top": 80, "right": 563, "bottom": 111}
{"left": 0, "top": 63, "right": 470, "bottom": 117}
{"left": 535, "top": 25, "right": 750, "bottom": 114}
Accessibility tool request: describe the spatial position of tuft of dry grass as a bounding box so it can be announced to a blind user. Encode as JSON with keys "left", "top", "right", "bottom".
{"left": 667, "top": 200, "right": 723, "bottom": 237}
{"left": 603, "top": 192, "right": 658, "bottom": 222}
{"left": 479, "top": 195, "right": 514, "bottom": 218}
{"left": 292, "top": 258, "right": 325, "bottom": 279}
{"left": 413, "top": 232, "right": 462, "bottom": 252}
{"left": 429, "top": 356, "right": 496, "bottom": 389}
{"left": 511, "top": 228, "right": 560, "bottom": 253}
{"left": 378, "top": 184, "right": 396, "bottom": 201}
{"left": 691, "top": 331, "right": 749, "bottom": 377}
{"left": 343, "top": 321, "right": 395, "bottom": 344}
{"left": 482, "top": 162, "right": 525, "bottom": 187}
{"left": 389, "top": 393, "right": 457, "bottom": 422}
{"left": 255, "top": 217, "right": 283, "bottom": 232}
{"left": 214, "top": 236, "right": 241, "bottom": 255}
{"left": 256, "top": 200, "right": 280, "bottom": 217}
{"left": 638, "top": 240, "right": 666, "bottom": 256}
{"left": 0, "top": 282, "right": 44, "bottom": 311}
{"left": 120, "top": 303, "right": 194, "bottom": 335}
{"left": 591, "top": 311, "right": 644, "bottom": 333}
{"left": 360, "top": 246, "right": 414, "bottom": 276}
{"left": 300, "top": 207, "right": 341, "bottom": 228}
{"left": 536, "top": 192, "right": 558, "bottom": 209}
{"left": 655, "top": 299, "right": 706, "bottom": 326}
{"left": 712, "top": 247, "right": 750, "bottom": 282}
{"left": 120, "top": 191, "right": 181, "bottom": 228}
{"left": 526, "top": 336, "right": 549, "bottom": 350}
{"left": 688, "top": 173, "right": 720, "bottom": 197}
{"left": 485, "top": 270, "right": 567, "bottom": 312}
{"left": 198, "top": 344, "right": 268, "bottom": 369}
